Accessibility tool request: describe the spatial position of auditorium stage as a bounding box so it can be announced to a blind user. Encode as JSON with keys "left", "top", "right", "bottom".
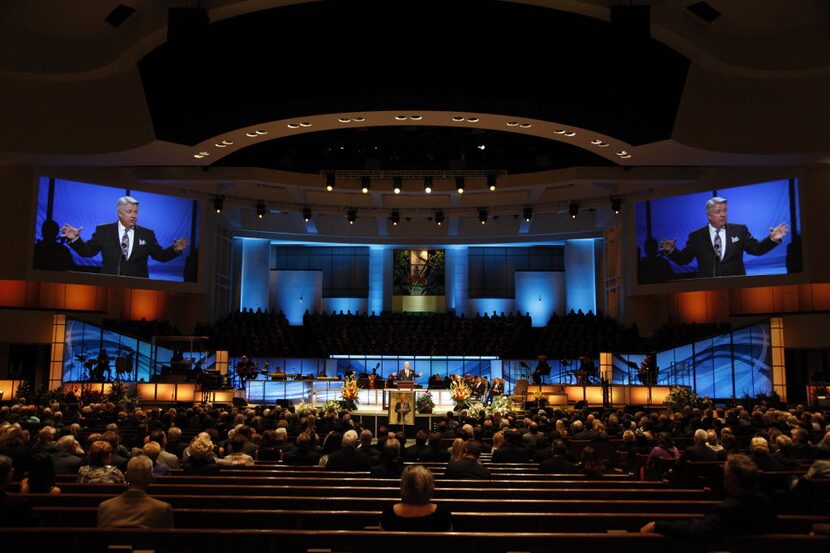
{"left": 53, "top": 380, "right": 673, "bottom": 410}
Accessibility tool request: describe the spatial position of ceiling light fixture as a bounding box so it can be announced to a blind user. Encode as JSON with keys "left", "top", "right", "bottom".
{"left": 213, "top": 197, "right": 224, "bottom": 213}
{"left": 523, "top": 207, "right": 533, "bottom": 222}
{"left": 435, "top": 210, "right": 444, "bottom": 225}
{"left": 569, "top": 201, "right": 579, "bottom": 219}
{"left": 256, "top": 201, "right": 267, "bottom": 218}
{"left": 347, "top": 209, "right": 356, "bottom": 225}
{"left": 361, "top": 176, "right": 371, "bottom": 194}
{"left": 390, "top": 210, "right": 400, "bottom": 226}
{"left": 326, "top": 174, "right": 336, "bottom": 192}
{"left": 424, "top": 176, "right": 433, "bottom": 194}
{"left": 611, "top": 197, "right": 622, "bottom": 214}
{"left": 479, "top": 208, "right": 488, "bottom": 225}
{"left": 487, "top": 173, "right": 497, "bottom": 192}
{"left": 393, "top": 176, "right": 402, "bottom": 194}
{"left": 303, "top": 207, "right": 312, "bottom": 222}
{"left": 456, "top": 176, "right": 465, "bottom": 194}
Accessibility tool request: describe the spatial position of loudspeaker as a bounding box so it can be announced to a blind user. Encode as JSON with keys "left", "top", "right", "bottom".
{"left": 167, "top": 7, "right": 210, "bottom": 46}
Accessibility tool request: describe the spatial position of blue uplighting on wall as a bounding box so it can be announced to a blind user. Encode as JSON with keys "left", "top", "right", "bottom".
{"left": 239, "top": 238, "right": 270, "bottom": 311}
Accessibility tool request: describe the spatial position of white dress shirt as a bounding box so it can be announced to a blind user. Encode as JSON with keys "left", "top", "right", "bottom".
{"left": 118, "top": 222, "right": 135, "bottom": 259}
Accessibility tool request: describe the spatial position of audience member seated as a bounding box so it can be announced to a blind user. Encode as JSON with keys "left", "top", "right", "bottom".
{"left": 283, "top": 432, "right": 321, "bottom": 466}
{"left": 580, "top": 446, "right": 605, "bottom": 478}
{"left": 641, "top": 454, "right": 776, "bottom": 538}
{"left": 183, "top": 433, "right": 221, "bottom": 475}
{"left": 142, "top": 442, "right": 170, "bottom": 476}
{"left": 492, "top": 430, "right": 531, "bottom": 462}
{"left": 685, "top": 429, "right": 724, "bottom": 461}
{"left": 224, "top": 439, "right": 255, "bottom": 466}
{"left": 749, "top": 436, "right": 785, "bottom": 472}
{"left": 371, "top": 438, "right": 404, "bottom": 478}
{"left": 97, "top": 455, "right": 174, "bottom": 528}
{"left": 445, "top": 440, "right": 491, "bottom": 480}
{"left": 0, "top": 454, "right": 41, "bottom": 527}
{"left": 19, "top": 452, "right": 60, "bottom": 494}
{"left": 539, "top": 439, "right": 580, "bottom": 474}
{"left": 256, "top": 429, "right": 282, "bottom": 461}
{"left": 51, "top": 434, "right": 83, "bottom": 474}
{"left": 78, "top": 440, "right": 126, "bottom": 484}
{"left": 380, "top": 465, "right": 453, "bottom": 531}
{"left": 326, "top": 430, "right": 371, "bottom": 472}
{"left": 419, "top": 432, "right": 449, "bottom": 462}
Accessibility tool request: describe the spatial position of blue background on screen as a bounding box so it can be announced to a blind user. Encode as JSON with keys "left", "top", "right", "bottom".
{"left": 36, "top": 177, "right": 199, "bottom": 282}
{"left": 636, "top": 179, "right": 798, "bottom": 280}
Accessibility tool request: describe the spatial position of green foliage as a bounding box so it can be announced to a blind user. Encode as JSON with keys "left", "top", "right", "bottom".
{"left": 107, "top": 381, "right": 140, "bottom": 411}
{"left": 664, "top": 386, "right": 709, "bottom": 411}
{"left": 416, "top": 391, "right": 435, "bottom": 413}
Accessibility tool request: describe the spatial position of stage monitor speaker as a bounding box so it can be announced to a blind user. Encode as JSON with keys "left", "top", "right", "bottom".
{"left": 167, "top": 7, "right": 210, "bottom": 46}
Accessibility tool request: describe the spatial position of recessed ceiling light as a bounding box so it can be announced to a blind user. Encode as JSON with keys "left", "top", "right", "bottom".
{"left": 591, "top": 139, "right": 603, "bottom": 145}
{"left": 452, "top": 116, "right": 465, "bottom": 122}
{"left": 598, "top": 142, "right": 610, "bottom": 148}
{"left": 198, "top": 151, "right": 210, "bottom": 156}
{"left": 466, "top": 117, "right": 479, "bottom": 123}
{"left": 619, "top": 154, "right": 632, "bottom": 159}
{"left": 564, "top": 131, "right": 576, "bottom": 137}
{"left": 287, "top": 123, "right": 300, "bottom": 129}
{"left": 255, "top": 130, "right": 268, "bottom": 135}
{"left": 193, "top": 154, "right": 205, "bottom": 159}
{"left": 338, "top": 117, "right": 351, "bottom": 123}
{"left": 215, "top": 143, "right": 227, "bottom": 148}
{"left": 222, "top": 140, "right": 234, "bottom": 145}
{"left": 352, "top": 116, "right": 365, "bottom": 122}
{"left": 506, "top": 121, "right": 519, "bottom": 127}
{"left": 519, "top": 122, "right": 532, "bottom": 128}
{"left": 477, "top": 145, "right": 486, "bottom": 150}
{"left": 299, "top": 122, "right": 312, "bottom": 127}
{"left": 409, "top": 115, "right": 422, "bottom": 120}
{"left": 395, "top": 115, "right": 407, "bottom": 121}
{"left": 616, "top": 150, "right": 629, "bottom": 156}
{"left": 554, "top": 129, "right": 567, "bottom": 135}
{"left": 246, "top": 132, "right": 258, "bottom": 137}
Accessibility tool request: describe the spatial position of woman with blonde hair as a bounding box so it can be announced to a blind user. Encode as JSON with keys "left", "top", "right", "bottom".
{"left": 449, "top": 438, "right": 466, "bottom": 462}
{"left": 380, "top": 465, "right": 452, "bottom": 531}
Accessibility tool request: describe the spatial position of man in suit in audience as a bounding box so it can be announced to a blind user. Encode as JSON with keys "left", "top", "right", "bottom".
{"left": 403, "top": 430, "right": 429, "bottom": 462}
{"left": 659, "top": 196, "right": 788, "bottom": 278}
{"left": 0, "top": 455, "right": 41, "bottom": 527}
{"left": 539, "top": 440, "right": 580, "bottom": 474}
{"left": 51, "top": 435, "right": 84, "bottom": 474}
{"left": 97, "top": 455, "right": 174, "bottom": 528}
{"left": 685, "top": 429, "right": 724, "bottom": 461}
{"left": 492, "top": 430, "right": 531, "bottom": 462}
{"left": 641, "top": 454, "right": 776, "bottom": 538}
{"left": 325, "top": 430, "right": 371, "bottom": 472}
{"left": 357, "top": 430, "right": 381, "bottom": 463}
{"left": 445, "top": 440, "right": 491, "bottom": 480}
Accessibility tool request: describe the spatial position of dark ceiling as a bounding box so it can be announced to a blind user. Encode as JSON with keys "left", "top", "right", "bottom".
{"left": 138, "top": 0, "right": 689, "bottom": 173}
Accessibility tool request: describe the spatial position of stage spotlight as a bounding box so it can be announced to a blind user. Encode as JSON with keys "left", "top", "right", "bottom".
{"left": 390, "top": 210, "right": 400, "bottom": 226}
{"left": 569, "top": 201, "right": 579, "bottom": 219}
{"left": 393, "top": 176, "right": 402, "bottom": 194}
{"left": 487, "top": 173, "right": 497, "bottom": 191}
{"left": 213, "top": 196, "right": 224, "bottom": 213}
{"left": 347, "top": 209, "right": 357, "bottom": 224}
{"left": 435, "top": 210, "right": 444, "bottom": 225}
{"left": 611, "top": 197, "right": 622, "bottom": 214}
{"left": 478, "top": 208, "right": 488, "bottom": 225}
{"left": 456, "top": 176, "right": 465, "bottom": 194}
{"left": 523, "top": 207, "right": 533, "bottom": 222}
{"left": 424, "top": 176, "right": 433, "bottom": 194}
{"left": 325, "top": 174, "right": 336, "bottom": 192}
{"left": 361, "top": 176, "right": 371, "bottom": 194}
{"left": 256, "top": 201, "right": 267, "bottom": 218}
{"left": 302, "top": 207, "right": 312, "bottom": 222}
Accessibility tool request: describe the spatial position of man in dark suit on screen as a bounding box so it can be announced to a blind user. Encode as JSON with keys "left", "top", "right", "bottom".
{"left": 61, "top": 196, "right": 188, "bottom": 278}
{"left": 659, "top": 196, "right": 788, "bottom": 277}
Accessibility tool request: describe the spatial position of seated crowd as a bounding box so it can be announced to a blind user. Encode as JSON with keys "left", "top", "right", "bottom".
{"left": 0, "top": 395, "right": 828, "bottom": 539}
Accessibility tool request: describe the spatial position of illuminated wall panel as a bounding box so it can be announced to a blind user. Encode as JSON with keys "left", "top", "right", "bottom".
{"left": 49, "top": 313, "right": 66, "bottom": 390}
{"left": 770, "top": 317, "right": 786, "bottom": 401}
{"left": 0, "top": 280, "right": 29, "bottom": 307}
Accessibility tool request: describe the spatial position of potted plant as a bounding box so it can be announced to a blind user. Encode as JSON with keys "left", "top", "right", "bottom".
{"left": 416, "top": 391, "right": 435, "bottom": 414}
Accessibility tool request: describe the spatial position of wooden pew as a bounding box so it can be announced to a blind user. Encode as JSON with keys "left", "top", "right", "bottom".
{"left": 23, "top": 493, "right": 722, "bottom": 513}
{"left": 31, "top": 506, "right": 830, "bottom": 534}
{"left": 2, "top": 528, "right": 829, "bottom": 553}
{"left": 44, "top": 482, "right": 713, "bottom": 500}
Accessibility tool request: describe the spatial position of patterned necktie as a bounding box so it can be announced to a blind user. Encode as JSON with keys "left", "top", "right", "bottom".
{"left": 121, "top": 228, "right": 130, "bottom": 258}
{"left": 713, "top": 229, "right": 722, "bottom": 260}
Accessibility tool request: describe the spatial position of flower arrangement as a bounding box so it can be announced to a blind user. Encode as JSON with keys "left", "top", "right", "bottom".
{"left": 340, "top": 377, "right": 359, "bottom": 411}
{"left": 415, "top": 391, "right": 435, "bottom": 413}
{"left": 489, "top": 396, "right": 512, "bottom": 415}
{"left": 664, "top": 386, "right": 708, "bottom": 412}
{"left": 451, "top": 379, "right": 471, "bottom": 411}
